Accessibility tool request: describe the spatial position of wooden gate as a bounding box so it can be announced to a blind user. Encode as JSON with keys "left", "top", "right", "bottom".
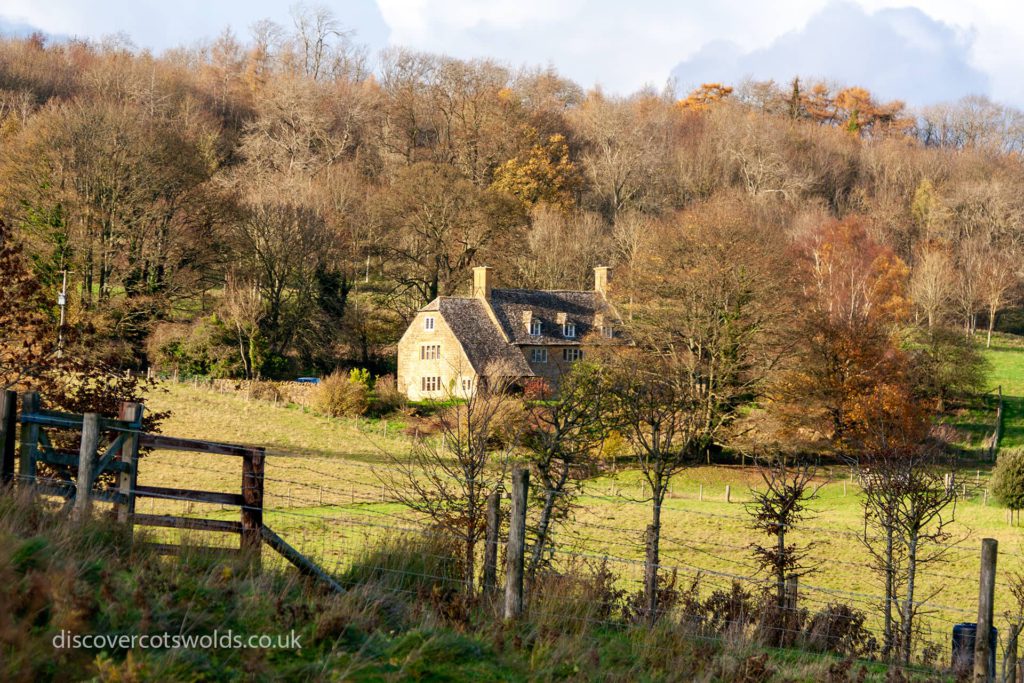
{"left": 0, "top": 389, "right": 340, "bottom": 591}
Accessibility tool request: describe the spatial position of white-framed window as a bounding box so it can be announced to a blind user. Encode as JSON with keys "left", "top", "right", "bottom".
{"left": 424, "top": 315, "right": 435, "bottom": 331}
{"left": 462, "top": 378, "right": 473, "bottom": 392}
{"left": 562, "top": 322, "right": 576, "bottom": 338}
{"left": 529, "top": 320, "right": 542, "bottom": 336}
{"left": 421, "top": 376, "right": 441, "bottom": 392}
{"left": 602, "top": 325, "right": 614, "bottom": 338}
{"left": 531, "top": 348, "right": 548, "bottom": 363}
{"left": 562, "top": 348, "right": 583, "bottom": 362}
{"left": 420, "top": 344, "right": 441, "bottom": 360}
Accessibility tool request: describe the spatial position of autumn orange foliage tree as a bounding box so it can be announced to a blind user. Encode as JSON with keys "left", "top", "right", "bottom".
{"left": 676, "top": 83, "right": 733, "bottom": 112}
{"left": 775, "top": 217, "right": 912, "bottom": 448}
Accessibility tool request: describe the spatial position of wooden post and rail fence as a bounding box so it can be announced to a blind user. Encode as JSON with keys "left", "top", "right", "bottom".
{"left": 0, "top": 389, "right": 341, "bottom": 593}
{"left": 3, "top": 389, "right": 1013, "bottom": 668}
{"left": 0, "top": 390, "right": 549, "bottom": 619}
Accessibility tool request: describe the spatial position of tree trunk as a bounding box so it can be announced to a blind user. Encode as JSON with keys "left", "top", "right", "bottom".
{"left": 1004, "top": 622, "right": 1020, "bottom": 683}
{"left": 988, "top": 303, "right": 997, "bottom": 348}
{"left": 465, "top": 530, "right": 476, "bottom": 594}
{"left": 901, "top": 532, "right": 919, "bottom": 665}
{"left": 529, "top": 466, "right": 569, "bottom": 578}
{"left": 776, "top": 526, "right": 786, "bottom": 610}
{"left": 883, "top": 518, "right": 895, "bottom": 659}
{"left": 645, "top": 483, "right": 664, "bottom": 623}
{"left": 237, "top": 329, "right": 253, "bottom": 380}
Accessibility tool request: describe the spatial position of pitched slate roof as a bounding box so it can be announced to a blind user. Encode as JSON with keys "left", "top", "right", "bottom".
{"left": 488, "top": 289, "right": 609, "bottom": 346}
{"left": 436, "top": 298, "right": 534, "bottom": 377}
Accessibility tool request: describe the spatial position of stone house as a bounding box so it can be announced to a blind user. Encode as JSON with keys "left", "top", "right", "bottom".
{"left": 396, "top": 266, "right": 618, "bottom": 400}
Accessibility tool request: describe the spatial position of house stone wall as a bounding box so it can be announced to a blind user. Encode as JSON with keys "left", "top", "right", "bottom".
{"left": 397, "top": 311, "right": 478, "bottom": 401}
{"left": 520, "top": 345, "right": 582, "bottom": 390}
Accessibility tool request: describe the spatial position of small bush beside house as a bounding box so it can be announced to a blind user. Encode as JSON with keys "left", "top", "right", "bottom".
{"left": 315, "top": 370, "right": 370, "bottom": 417}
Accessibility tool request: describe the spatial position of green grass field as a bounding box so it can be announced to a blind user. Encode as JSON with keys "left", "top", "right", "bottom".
{"left": 136, "top": 338, "right": 1024, "bottom": 659}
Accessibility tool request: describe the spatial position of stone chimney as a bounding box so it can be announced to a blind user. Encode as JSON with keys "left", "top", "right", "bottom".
{"left": 522, "top": 310, "right": 533, "bottom": 330}
{"left": 473, "top": 266, "right": 493, "bottom": 299}
{"left": 594, "top": 266, "right": 610, "bottom": 297}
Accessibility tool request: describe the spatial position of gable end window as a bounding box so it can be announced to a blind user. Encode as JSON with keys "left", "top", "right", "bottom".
{"left": 531, "top": 348, "right": 548, "bottom": 363}
{"left": 420, "top": 344, "right": 441, "bottom": 360}
{"left": 462, "top": 378, "right": 473, "bottom": 392}
{"left": 563, "top": 322, "right": 576, "bottom": 338}
{"left": 424, "top": 316, "right": 435, "bottom": 331}
{"left": 562, "top": 348, "right": 583, "bottom": 362}
{"left": 529, "top": 320, "right": 542, "bottom": 336}
{"left": 421, "top": 376, "right": 441, "bottom": 392}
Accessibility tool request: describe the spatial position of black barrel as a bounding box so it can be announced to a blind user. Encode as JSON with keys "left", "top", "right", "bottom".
{"left": 952, "top": 622, "right": 997, "bottom": 673}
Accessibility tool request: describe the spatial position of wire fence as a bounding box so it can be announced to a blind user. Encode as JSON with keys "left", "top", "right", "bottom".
{"left": 9, "top": 404, "right": 1024, "bottom": 679}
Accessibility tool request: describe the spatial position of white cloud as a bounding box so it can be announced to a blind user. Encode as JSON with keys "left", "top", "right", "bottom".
{"left": 671, "top": 1, "right": 989, "bottom": 105}
{"left": 3, "top": 0, "right": 1024, "bottom": 106}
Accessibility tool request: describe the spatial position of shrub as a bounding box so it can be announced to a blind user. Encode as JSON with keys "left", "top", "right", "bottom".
{"left": 522, "top": 378, "right": 552, "bottom": 400}
{"left": 349, "top": 367, "right": 371, "bottom": 388}
{"left": 314, "top": 371, "right": 370, "bottom": 417}
{"left": 800, "top": 603, "right": 876, "bottom": 657}
{"left": 372, "top": 374, "right": 407, "bottom": 415}
{"left": 993, "top": 448, "right": 1024, "bottom": 509}
{"left": 148, "top": 316, "right": 240, "bottom": 378}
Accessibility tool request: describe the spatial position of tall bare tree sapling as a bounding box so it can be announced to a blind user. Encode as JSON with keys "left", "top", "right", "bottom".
{"left": 378, "top": 361, "right": 523, "bottom": 593}
{"left": 522, "top": 360, "right": 609, "bottom": 578}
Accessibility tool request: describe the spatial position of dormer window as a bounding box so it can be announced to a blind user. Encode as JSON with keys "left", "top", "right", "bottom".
{"left": 424, "top": 316, "right": 435, "bottom": 331}
{"left": 602, "top": 325, "right": 614, "bottom": 338}
{"left": 530, "top": 320, "right": 542, "bottom": 336}
{"left": 563, "top": 322, "right": 576, "bottom": 338}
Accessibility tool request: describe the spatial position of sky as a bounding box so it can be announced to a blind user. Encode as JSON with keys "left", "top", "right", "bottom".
{"left": 1, "top": 0, "right": 1022, "bottom": 108}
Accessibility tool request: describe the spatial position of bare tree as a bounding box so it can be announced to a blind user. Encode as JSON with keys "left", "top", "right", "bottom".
{"left": 288, "top": 3, "right": 365, "bottom": 82}
{"left": 909, "top": 246, "right": 955, "bottom": 328}
{"left": 606, "top": 348, "right": 709, "bottom": 623}
{"left": 1001, "top": 570, "right": 1024, "bottom": 683}
{"left": 856, "top": 423, "right": 960, "bottom": 663}
{"left": 979, "top": 245, "right": 1020, "bottom": 348}
{"left": 222, "top": 273, "right": 265, "bottom": 379}
{"left": 378, "top": 362, "right": 523, "bottom": 593}
{"left": 522, "top": 361, "right": 609, "bottom": 578}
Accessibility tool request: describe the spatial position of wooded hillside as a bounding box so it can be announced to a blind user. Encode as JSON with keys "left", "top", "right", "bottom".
{"left": 2, "top": 7, "right": 1023, "bottom": 381}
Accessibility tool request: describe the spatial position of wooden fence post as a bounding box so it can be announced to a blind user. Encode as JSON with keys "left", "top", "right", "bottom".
{"left": 116, "top": 402, "right": 144, "bottom": 525}
{"left": 976, "top": 538, "right": 998, "bottom": 683}
{"left": 698, "top": 484, "right": 703, "bottom": 502}
{"left": 0, "top": 390, "right": 16, "bottom": 486}
{"left": 18, "top": 392, "right": 40, "bottom": 490}
{"left": 783, "top": 574, "right": 799, "bottom": 644}
{"left": 73, "top": 413, "right": 100, "bottom": 521}
{"left": 483, "top": 490, "right": 500, "bottom": 595}
{"left": 505, "top": 467, "right": 528, "bottom": 620}
{"left": 784, "top": 574, "right": 798, "bottom": 612}
{"left": 725, "top": 485, "right": 731, "bottom": 503}
{"left": 241, "top": 447, "right": 265, "bottom": 567}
